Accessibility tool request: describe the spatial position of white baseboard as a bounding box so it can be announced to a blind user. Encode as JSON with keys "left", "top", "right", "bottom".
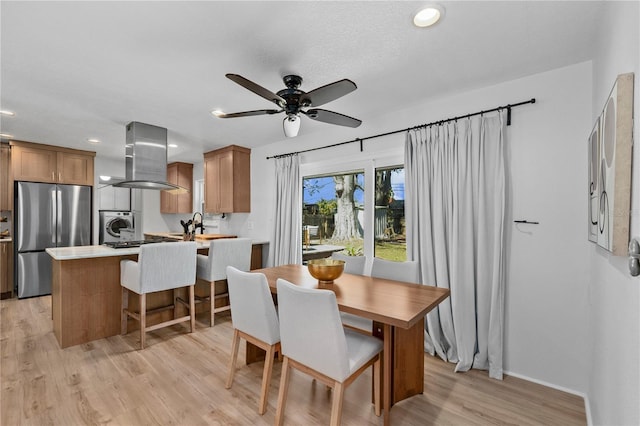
{"left": 504, "top": 369, "right": 592, "bottom": 426}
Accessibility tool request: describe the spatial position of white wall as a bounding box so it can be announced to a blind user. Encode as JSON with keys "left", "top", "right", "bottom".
{"left": 588, "top": 2, "right": 639, "bottom": 425}
{"left": 250, "top": 60, "right": 594, "bottom": 397}
{"left": 500, "top": 63, "right": 592, "bottom": 393}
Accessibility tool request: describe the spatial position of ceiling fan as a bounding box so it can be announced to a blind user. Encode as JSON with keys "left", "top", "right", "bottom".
{"left": 214, "top": 74, "right": 362, "bottom": 137}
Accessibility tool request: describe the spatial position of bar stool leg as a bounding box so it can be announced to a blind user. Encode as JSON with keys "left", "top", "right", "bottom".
{"left": 173, "top": 289, "right": 179, "bottom": 320}
{"left": 189, "top": 285, "right": 196, "bottom": 332}
{"left": 121, "top": 287, "right": 129, "bottom": 335}
{"left": 139, "top": 294, "right": 146, "bottom": 349}
{"left": 210, "top": 281, "right": 215, "bottom": 326}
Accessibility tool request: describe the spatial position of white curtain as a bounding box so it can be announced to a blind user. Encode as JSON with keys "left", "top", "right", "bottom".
{"left": 272, "top": 155, "right": 302, "bottom": 266}
{"left": 405, "top": 113, "right": 506, "bottom": 379}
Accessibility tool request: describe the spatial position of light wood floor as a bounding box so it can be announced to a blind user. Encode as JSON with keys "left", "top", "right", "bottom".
{"left": 1, "top": 296, "right": 586, "bottom": 425}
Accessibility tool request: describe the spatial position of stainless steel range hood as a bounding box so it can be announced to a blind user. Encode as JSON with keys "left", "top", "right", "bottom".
{"left": 113, "top": 121, "right": 181, "bottom": 191}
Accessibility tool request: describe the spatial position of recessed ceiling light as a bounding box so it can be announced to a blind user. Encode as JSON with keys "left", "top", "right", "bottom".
{"left": 211, "top": 110, "right": 224, "bottom": 117}
{"left": 0, "top": 110, "right": 15, "bottom": 116}
{"left": 87, "top": 138, "right": 101, "bottom": 144}
{"left": 168, "top": 143, "right": 178, "bottom": 148}
{"left": 0, "top": 133, "right": 13, "bottom": 138}
{"left": 413, "top": 4, "right": 444, "bottom": 27}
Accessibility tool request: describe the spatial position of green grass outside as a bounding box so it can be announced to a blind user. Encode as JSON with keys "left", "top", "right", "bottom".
{"left": 374, "top": 241, "right": 407, "bottom": 262}
{"left": 328, "top": 238, "right": 407, "bottom": 262}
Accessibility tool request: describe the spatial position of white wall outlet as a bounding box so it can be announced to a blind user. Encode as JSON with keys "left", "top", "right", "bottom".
{"left": 247, "top": 221, "right": 254, "bottom": 230}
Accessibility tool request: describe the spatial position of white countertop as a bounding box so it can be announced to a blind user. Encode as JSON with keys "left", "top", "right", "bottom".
{"left": 46, "top": 241, "right": 212, "bottom": 260}
{"left": 46, "top": 239, "right": 269, "bottom": 261}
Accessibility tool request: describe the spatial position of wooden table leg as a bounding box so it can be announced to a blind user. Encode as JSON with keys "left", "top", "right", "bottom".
{"left": 383, "top": 323, "right": 392, "bottom": 426}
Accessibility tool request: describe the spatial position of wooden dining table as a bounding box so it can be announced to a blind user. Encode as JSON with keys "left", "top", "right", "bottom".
{"left": 251, "top": 264, "right": 450, "bottom": 425}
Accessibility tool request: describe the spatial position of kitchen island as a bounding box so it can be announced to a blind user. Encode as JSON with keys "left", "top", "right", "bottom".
{"left": 46, "top": 238, "right": 268, "bottom": 348}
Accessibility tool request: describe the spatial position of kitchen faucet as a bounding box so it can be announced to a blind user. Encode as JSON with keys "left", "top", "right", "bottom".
{"left": 192, "top": 212, "right": 205, "bottom": 234}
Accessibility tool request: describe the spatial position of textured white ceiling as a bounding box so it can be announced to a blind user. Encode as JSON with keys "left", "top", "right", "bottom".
{"left": 1, "top": 1, "right": 602, "bottom": 163}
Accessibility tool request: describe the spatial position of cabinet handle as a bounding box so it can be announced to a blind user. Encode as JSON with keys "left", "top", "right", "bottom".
{"left": 58, "top": 172, "right": 61, "bottom": 181}
{"left": 52, "top": 171, "right": 55, "bottom": 180}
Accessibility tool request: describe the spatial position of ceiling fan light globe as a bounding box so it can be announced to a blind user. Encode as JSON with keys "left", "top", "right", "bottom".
{"left": 283, "top": 115, "right": 300, "bottom": 137}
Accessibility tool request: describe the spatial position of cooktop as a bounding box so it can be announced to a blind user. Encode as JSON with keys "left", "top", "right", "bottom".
{"left": 104, "top": 238, "right": 177, "bottom": 249}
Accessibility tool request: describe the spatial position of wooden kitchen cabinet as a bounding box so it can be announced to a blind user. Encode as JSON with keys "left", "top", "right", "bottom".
{"left": 203, "top": 145, "right": 250, "bottom": 213}
{"left": 56, "top": 151, "right": 95, "bottom": 185}
{"left": 0, "top": 144, "right": 9, "bottom": 210}
{"left": 10, "top": 140, "right": 95, "bottom": 186}
{"left": 160, "top": 162, "right": 193, "bottom": 213}
{"left": 0, "top": 241, "right": 13, "bottom": 299}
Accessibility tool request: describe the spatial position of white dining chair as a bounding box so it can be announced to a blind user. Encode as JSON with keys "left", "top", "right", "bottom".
{"left": 225, "top": 266, "right": 280, "bottom": 415}
{"left": 178, "top": 237, "right": 252, "bottom": 326}
{"left": 340, "top": 258, "right": 420, "bottom": 335}
{"left": 275, "top": 278, "right": 382, "bottom": 426}
{"left": 330, "top": 252, "right": 366, "bottom": 275}
{"left": 371, "top": 257, "right": 420, "bottom": 284}
{"left": 330, "top": 252, "right": 373, "bottom": 333}
{"left": 120, "top": 241, "right": 197, "bottom": 349}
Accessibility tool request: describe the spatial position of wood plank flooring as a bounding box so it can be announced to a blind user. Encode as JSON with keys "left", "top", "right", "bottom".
{"left": 1, "top": 296, "right": 586, "bottom": 425}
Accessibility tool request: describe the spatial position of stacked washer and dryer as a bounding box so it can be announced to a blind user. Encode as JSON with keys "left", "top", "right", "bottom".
{"left": 98, "top": 184, "right": 134, "bottom": 244}
{"left": 99, "top": 211, "right": 134, "bottom": 244}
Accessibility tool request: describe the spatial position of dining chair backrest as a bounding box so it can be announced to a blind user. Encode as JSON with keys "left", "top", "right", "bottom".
{"left": 276, "top": 278, "right": 351, "bottom": 382}
{"left": 370, "top": 258, "right": 420, "bottom": 284}
{"left": 226, "top": 266, "right": 280, "bottom": 345}
{"left": 331, "top": 252, "right": 367, "bottom": 275}
{"left": 197, "top": 238, "right": 252, "bottom": 282}
{"left": 123, "top": 241, "right": 197, "bottom": 294}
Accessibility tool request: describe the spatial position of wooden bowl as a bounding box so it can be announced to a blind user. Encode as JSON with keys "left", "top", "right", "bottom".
{"left": 307, "top": 259, "right": 345, "bottom": 285}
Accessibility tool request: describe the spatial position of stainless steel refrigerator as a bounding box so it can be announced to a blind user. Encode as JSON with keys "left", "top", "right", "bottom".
{"left": 14, "top": 182, "right": 92, "bottom": 298}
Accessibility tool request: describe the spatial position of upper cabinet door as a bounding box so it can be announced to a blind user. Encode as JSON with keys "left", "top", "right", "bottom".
{"left": 175, "top": 162, "right": 193, "bottom": 213}
{"left": 161, "top": 162, "right": 192, "bottom": 214}
{"left": 57, "top": 152, "right": 94, "bottom": 186}
{"left": 203, "top": 155, "right": 220, "bottom": 213}
{"left": 203, "top": 145, "right": 250, "bottom": 214}
{"left": 160, "top": 163, "right": 178, "bottom": 213}
{"left": 217, "top": 150, "right": 235, "bottom": 213}
{"left": 11, "top": 145, "right": 58, "bottom": 183}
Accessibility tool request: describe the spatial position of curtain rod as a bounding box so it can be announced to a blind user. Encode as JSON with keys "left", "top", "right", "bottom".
{"left": 266, "top": 97, "right": 536, "bottom": 159}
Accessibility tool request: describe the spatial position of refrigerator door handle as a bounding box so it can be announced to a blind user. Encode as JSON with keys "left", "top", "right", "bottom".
{"left": 56, "top": 189, "right": 62, "bottom": 245}
{"left": 51, "top": 189, "right": 57, "bottom": 245}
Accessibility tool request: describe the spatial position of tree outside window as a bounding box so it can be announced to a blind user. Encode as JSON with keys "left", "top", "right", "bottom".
{"left": 374, "top": 167, "right": 406, "bottom": 261}
{"left": 303, "top": 172, "right": 364, "bottom": 255}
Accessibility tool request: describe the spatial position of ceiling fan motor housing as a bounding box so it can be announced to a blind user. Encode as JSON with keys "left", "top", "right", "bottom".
{"left": 278, "top": 75, "right": 308, "bottom": 113}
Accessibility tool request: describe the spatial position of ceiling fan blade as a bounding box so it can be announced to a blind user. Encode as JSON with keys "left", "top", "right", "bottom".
{"left": 216, "top": 109, "right": 282, "bottom": 118}
{"left": 226, "top": 74, "right": 286, "bottom": 107}
{"left": 302, "top": 109, "right": 362, "bottom": 128}
{"left": 300, "top": 79, "right": 357, "bottom": 107}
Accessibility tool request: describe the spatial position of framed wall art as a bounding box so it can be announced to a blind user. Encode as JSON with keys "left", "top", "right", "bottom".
{"left": 591, "top": 72, "right": 634, "bottom": 256}
{"left": 588, "top": 117, "right": 600, "bottom": 243}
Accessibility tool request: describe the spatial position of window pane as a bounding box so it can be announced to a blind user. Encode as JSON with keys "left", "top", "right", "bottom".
{"left": 302, "top": 172, "right": 364, "bottom": 259}
{"left": 374, "top": 167, "right": 406, "bottom": 261}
